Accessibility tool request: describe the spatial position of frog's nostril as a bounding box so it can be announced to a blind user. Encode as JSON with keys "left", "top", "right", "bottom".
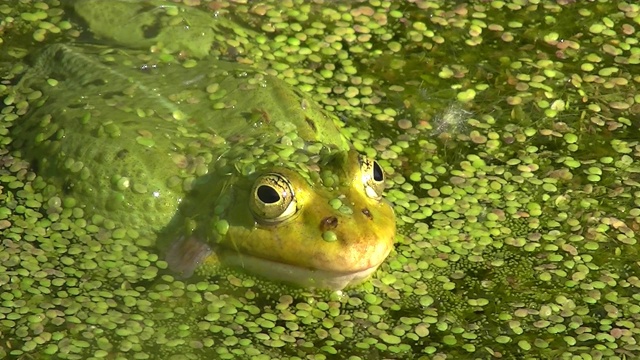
{"left": 320, "top": 216, "right": 338, "bottom": 231}
{"left": 362, "top": 208, "right": 373, "bottom": 220}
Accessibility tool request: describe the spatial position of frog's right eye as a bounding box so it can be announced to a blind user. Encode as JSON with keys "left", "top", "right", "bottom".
{"left": 358, "top": 155, "right": 386, "bottom": 201}
{"left": 250, "top": 173, "right": 297, "bottom": 224}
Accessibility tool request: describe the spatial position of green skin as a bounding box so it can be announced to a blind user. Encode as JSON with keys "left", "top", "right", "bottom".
{"left": 11, "top": 1, "right": 396, "bottom": 290}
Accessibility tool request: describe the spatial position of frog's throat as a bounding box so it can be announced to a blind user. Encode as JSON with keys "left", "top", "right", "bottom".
{"left": 220, "top": 250, "right": 389, "bottom": 291}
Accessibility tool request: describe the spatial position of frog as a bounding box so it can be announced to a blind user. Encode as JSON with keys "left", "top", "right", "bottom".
{"left": 8, "top": 0, "right": 396, "bottom": 290}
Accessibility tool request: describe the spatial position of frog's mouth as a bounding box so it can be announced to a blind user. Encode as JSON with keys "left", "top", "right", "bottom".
{"left": 219, "top": 250, "right": 388, "bottom": 291}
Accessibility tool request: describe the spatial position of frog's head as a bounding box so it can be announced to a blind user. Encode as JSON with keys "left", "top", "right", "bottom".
{"left": 213, "top": 149, "right": 396, "bottom": 290}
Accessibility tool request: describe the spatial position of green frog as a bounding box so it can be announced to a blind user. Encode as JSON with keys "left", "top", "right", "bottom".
{"left": 8, "top": 1, "right": 396, "bottom": 290}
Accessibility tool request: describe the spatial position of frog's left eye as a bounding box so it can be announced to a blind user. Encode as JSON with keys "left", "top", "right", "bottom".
{"left": 359, "top": 155, "right": 385, "bottom": 200}
{"left": 250, "top": 173, "right": 297, "bottom": 224}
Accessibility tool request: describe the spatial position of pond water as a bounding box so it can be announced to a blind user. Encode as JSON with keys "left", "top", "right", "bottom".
{"left": 1, "top": 0, "right": 639, "bottom": 359}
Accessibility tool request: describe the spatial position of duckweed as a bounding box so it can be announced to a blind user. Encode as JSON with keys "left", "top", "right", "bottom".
{"left": 2, "top": 0, "right": 640, "bottom": 359}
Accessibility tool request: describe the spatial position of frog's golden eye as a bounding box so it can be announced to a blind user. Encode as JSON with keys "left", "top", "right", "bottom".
{"left": 250, "top": 173, "right": 297, "bottom": 223}
{"left": 359, "top": 155, "right": 385, "bottom": 200}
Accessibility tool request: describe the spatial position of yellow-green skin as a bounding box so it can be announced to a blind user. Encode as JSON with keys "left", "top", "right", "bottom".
{"left": 11, "top": 1, "right": 396, "bottom": 290}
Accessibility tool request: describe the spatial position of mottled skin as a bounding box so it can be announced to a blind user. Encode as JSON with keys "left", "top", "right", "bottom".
{"left": 11, "top": 2, "right": 396, "bottom": 289}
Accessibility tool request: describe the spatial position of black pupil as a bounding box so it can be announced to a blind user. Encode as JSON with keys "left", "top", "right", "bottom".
{"left": 257, "top": 185, "right": 280, "bottom": 204}
{"left": 373, "top": 161, "right": 384, "bottom": 182}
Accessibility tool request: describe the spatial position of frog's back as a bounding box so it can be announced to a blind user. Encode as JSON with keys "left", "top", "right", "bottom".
{"left": 12, "top": 44, "right": 349, "bottom": 236}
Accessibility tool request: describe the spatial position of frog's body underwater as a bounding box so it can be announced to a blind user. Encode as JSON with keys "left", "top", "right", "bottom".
{"left": 9, "top": 0, "right": 396, "bottom": 290}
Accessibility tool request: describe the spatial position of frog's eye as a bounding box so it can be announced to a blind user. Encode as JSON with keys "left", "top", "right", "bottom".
{"left": 359, "top": 155, "right": 385, "bottom": 200}
{"left": 250, "top": 173, "right": 297, "bottom": 224}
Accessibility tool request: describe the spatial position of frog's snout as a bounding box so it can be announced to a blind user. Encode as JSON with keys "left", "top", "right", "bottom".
{"left": 319, "top": 206, "right": 378, "bottom": 232}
